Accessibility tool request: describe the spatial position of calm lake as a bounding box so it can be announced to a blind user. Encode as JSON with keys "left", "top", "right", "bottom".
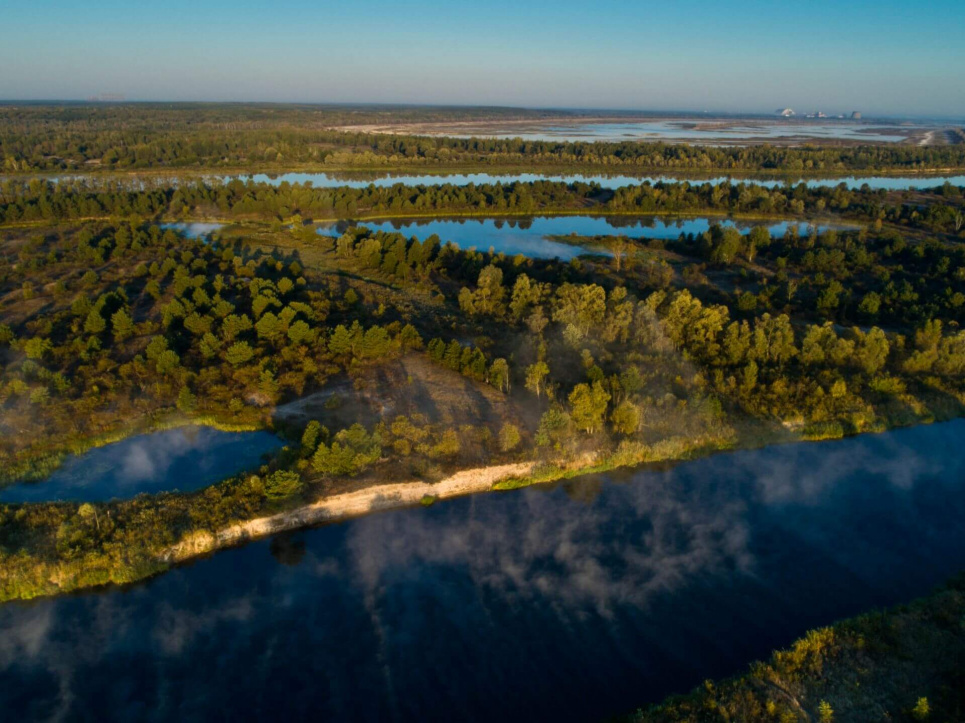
{"left": 0, "top": 427, "right": 283, "bottom": 503}
{"left": 2, "top": 421, "right": 965, "bottom": 722}
{"left": 322, "top": 215, "right": 848, "bottom": 260}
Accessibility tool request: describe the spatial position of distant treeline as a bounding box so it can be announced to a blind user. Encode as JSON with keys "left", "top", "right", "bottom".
{"left": 2, "top": 104, "right": 964, "bottom": 174}
{"left": 2, "top": 177, "right": 963, "bottom": 235}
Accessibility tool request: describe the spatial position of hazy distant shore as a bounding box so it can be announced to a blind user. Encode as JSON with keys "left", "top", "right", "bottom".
{"left": 330, "top": 114, "right": 951, "bottom": 147}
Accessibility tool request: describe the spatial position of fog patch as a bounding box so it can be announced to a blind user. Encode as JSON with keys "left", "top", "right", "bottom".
{"left": 343, "top": 470, "right": 755, "bottom": 618}
{"left": 153, "top": 596, "right": 255, "bottom": 656}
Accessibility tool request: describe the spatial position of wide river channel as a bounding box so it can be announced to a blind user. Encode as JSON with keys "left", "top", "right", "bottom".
{"left": 2, "top": 420, "right": 965, "bottom": 722}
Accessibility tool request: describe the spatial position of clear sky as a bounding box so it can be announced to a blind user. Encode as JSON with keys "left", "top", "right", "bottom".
{"left": 3, "top": 0, "right": 964, "bottom": 118}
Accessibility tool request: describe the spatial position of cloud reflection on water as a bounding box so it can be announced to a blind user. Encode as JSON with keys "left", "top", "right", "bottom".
{"left": 1, "top": 421, "right": 964, "bottom": 722}
{"left": 0, "top": 427, "right": 282, "bottom": 503}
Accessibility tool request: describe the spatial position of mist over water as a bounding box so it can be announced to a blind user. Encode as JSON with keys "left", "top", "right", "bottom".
{"left": 2, "top": 420, "right": 965, "bottom": 722}
{"left": 0, "top": 427, "right": 283, "bottom": 503}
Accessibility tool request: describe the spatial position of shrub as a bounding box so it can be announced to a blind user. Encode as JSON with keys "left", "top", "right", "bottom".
{"left": 264, "top": 470, "right": 304, "bottom": 500}
{"left": 498, "top": 423, "right": 521, "bottom": 452}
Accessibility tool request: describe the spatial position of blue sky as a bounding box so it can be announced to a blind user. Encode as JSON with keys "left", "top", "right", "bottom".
{"left": 3, "top": 0, "right": 964, "bottom": 117}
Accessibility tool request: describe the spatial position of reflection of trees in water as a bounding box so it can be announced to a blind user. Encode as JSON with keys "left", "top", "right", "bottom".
{"left": 342, "top": 468, "right": 756, "bottom": 616}
{"left": 2, "top": 422, "right": 963, "bottom": 721}
{"left": 0, "top": 427, "right": 281, "bottom": 504}
{"left": 560, "top": 476, "right": 604, "bottom": 505}
{"left": 270, "top": 534, "right": 307, "bottom": 567}
{"left": 340, "top": 422, "right": 963, "bottom": 617}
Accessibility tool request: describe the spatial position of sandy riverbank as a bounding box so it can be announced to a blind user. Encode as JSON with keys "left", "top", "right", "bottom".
{"left": 163, "top": 461, "right": 537, "bottom": 563}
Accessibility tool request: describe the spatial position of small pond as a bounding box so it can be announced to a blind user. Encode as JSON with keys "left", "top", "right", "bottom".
{"left": 320, "top": 215, "right": 850, "bottom": 260}
{"left": 0, "top": 426, "right": 284, "bottom": 504}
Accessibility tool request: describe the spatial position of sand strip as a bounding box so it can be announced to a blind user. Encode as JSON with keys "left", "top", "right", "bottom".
{"left": 163, "top": 461, "right": 536, "bottom": 562}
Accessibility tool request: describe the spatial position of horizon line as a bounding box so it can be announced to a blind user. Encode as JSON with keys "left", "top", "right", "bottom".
{"left": 0, "top": 99, "right": 962, "bottom": 123}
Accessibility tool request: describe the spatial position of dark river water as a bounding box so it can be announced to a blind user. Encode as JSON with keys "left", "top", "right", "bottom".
{"left": 0, "top": 427, "right": 283, "bottom": 503}
{"left": 2, "top": 420, "right": 965, "bottom": 722}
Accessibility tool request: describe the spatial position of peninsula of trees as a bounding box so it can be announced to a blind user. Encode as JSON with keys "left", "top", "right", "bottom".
{"left": 1, "top": 175, "right": 964, "bottom": 601}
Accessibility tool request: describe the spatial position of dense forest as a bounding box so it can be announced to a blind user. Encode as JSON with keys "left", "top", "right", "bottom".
{"left": 3, "top": 176, "right": 964, "bottom": 235}
{"left": 1, "top": 172, "right": 965, "bottom": 600}
{"left": 2, "top": 104, "right": 964, "bottom": 174}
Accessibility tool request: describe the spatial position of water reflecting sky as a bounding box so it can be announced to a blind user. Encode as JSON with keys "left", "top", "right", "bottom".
{"left": 2, "top": 421, "right": 965, "bottom": 721}
{"left": 235, "top": 171, "right": 965, "bottom": 191}
{"left": 13, "top": 172, "right": 965, "bottom": 192}
{"left": 327, "top": 215, "right": 849, "bottom": 260}
{"left": 0, "top": 427, "right": 283, "bottom": 503}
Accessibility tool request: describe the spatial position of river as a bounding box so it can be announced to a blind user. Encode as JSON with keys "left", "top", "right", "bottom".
{"left": 2, "top": 420, "right": 964, "bottom": 722}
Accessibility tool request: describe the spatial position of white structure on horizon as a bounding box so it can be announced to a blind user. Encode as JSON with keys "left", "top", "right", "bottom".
{"left": 776, "top": 108, "right": 795, "bottom": 117}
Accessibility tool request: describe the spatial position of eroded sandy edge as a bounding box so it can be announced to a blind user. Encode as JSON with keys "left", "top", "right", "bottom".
{"left": 163, "top": 461, "right": 536, "bottom": 562}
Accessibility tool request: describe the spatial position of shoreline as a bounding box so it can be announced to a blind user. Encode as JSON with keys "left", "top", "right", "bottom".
{"left": 4, "top": 165, "right": 965, "bottom": 182}
{"left": 2, "top": 409, "right": 962, "bottom": 605}
{"left": 0, "top": 209, "right": 865, "bottom": 234}
{"left": 0, "top": 412, "right": 268, "bottom": 487}
{"left": 163, "top": 461, "right": 537, "bottom": 563}
{"left": 147, "top": 413, "right": 965, "bottom": 576}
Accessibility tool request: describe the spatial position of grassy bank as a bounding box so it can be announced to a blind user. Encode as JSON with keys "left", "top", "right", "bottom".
{"left": 0, "top": 424, "right": 770, "bottom": 604}
{"left": 624, "top": 576, "right": 965, "bottom": 722}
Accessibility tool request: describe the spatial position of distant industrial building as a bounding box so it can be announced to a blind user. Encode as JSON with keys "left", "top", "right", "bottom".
{"left": 850, "top": 111, "right": 862, "bottom": 120}
{"left": 776, "top": 108, "right": 795, "bottom": 117}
